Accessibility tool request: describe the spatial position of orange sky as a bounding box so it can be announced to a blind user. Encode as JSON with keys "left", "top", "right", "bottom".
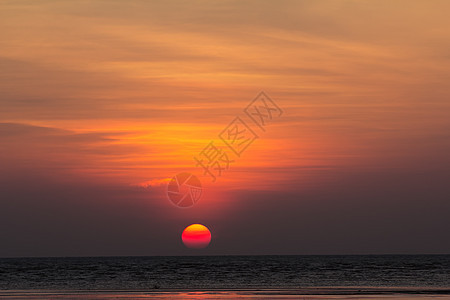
{"left": 1, "top": 0, "right": 449, "bottom": 256}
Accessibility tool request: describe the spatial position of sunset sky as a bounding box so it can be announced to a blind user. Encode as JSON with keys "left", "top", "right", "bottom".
{"left": 1, "top": 0, "right": 449, "bottom": 257}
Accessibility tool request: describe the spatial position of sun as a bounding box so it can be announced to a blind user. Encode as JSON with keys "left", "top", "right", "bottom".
{"left": 182, "top": 224, "right": 211, "bottom": 249}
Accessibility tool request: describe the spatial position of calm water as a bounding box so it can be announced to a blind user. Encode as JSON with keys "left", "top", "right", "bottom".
{"left": 0, "top": 255, "right": 449, "bottom": 290}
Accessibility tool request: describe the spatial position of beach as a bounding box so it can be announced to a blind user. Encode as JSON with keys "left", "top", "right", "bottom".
{"left": 1, "top": 288, "right": 450, "bottom": 299}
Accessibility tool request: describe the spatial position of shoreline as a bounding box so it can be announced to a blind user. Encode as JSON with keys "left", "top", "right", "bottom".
{"left": 1, "top": 287, "right": 450, "bottom": 299}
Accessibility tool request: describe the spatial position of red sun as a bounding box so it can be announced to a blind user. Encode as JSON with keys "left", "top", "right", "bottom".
{"left": 182, "top": 224, "right": 211, "bottom": 249}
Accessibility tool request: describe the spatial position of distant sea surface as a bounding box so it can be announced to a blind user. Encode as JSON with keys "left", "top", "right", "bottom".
{"left": 0, "top": 255, "right": 449, "bottom": 291}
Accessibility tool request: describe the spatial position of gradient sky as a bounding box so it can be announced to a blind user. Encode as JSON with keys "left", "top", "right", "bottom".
{"left": 1, "top": 0, "right": 449, "bottom": 257}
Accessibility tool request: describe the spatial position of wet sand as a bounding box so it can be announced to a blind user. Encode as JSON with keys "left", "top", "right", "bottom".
{"left": 1, "top": 288, "right": 449, "bottom": 299}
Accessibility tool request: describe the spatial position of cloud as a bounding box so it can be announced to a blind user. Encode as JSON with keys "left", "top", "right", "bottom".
{"left": 134, "top": 177, "right": 172, "bottom": 188}
{"left": 1, "top": 0, "right": 450, "bottom": 256}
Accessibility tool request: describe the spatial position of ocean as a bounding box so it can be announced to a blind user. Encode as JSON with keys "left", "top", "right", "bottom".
{"left": 0, "top": 255, "right": 449, "bottom": 291}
